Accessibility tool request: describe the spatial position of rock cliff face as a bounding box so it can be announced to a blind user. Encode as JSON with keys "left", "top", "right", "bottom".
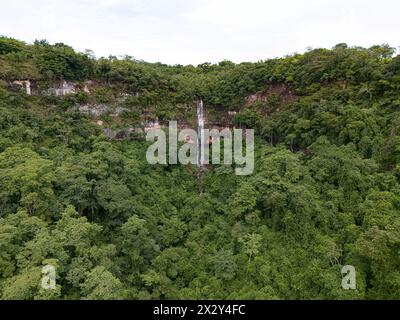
{"left": 47, "top": 81, "right": 76, "bottom": 96}
{"left": 78, "top": 104, "right": 112, "bottom": 117}
{"left": 11, "top": 80, "right": 31, "bottom": 94}
{"left": 206, "top": 107, "right": 237, "bottom": 129}
{"left": 5, "top": 79, "right": 297, "bottom": 140}
{"left": 245, "top": 83, "right": 298, "bottom": 115}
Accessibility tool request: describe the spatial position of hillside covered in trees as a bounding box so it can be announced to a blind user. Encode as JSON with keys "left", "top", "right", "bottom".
{"left": 0, "top": 37, "right": 399, "bottom": 299}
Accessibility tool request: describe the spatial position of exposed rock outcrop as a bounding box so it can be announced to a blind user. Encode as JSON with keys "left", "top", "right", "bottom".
{"left": 11, "top": 80, "right": 32, "bottom": 95}
{"left": 48, "top": 81, "right": 76, "bottom": 96}
{"left": 78, "top": 104, "right": 109, "bottom": 117}
{"left": 246, "top": 83, "right": 298, "bottom": 115}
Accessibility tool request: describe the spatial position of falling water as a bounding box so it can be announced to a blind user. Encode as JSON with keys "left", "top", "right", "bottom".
{"left": 197, "top": 99, "right": 205, "bottom": 166}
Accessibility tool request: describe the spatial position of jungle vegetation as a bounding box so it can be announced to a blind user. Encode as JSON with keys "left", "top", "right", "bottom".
{"left": 0, "top": 37, "right": 399, "bottom": 299}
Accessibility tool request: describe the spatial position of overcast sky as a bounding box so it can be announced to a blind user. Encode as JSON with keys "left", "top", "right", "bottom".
{"left": 1, "top": 0, "right": 399, "bottom": 65}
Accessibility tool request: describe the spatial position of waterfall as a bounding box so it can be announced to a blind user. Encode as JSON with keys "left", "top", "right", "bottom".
{"left": 197, "top": 99, "right": 205, "bottom": 166}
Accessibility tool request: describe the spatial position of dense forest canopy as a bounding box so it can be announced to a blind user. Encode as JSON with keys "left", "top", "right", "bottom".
{"left": 0, "top": 36, "right": 399, "bottom": 299}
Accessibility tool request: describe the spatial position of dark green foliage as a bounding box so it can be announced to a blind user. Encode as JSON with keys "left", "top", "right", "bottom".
{"left": 0, "top": 37, "right": 399, "bottom": 300}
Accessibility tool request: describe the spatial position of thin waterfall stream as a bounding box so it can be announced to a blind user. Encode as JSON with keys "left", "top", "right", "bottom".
{"left": 197, "top": 99, "right": 205, "bottom": 166}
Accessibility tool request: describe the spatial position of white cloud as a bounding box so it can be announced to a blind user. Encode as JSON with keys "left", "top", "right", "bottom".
{"left": 0, "top": 0, "right": 399, "bottom": 65}
{"left": 183, "top": 0, "right": 306, "bottom": 28}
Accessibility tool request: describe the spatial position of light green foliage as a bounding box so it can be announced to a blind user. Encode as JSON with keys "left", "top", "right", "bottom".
{"left": 0, "top": 147, "right": 56, "bottom": 216}
{"left": 81, "top": 266, "right": 124, "bottom": 300}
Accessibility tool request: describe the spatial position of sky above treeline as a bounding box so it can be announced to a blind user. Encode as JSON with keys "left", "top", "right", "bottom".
{"left": 1, "top": 0, "right": 399, "bottom": 65}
